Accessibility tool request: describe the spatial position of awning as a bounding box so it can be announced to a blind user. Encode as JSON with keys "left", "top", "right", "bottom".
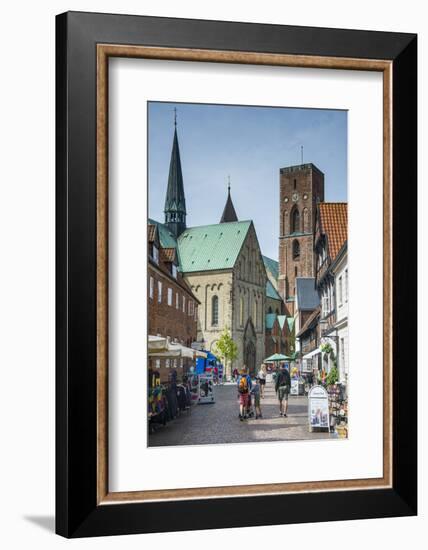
{"left": 302, "top": 348, "right": 321, "bottom": 359}
{"left": 149, "top": 337, "right": 207, "bottom": 360}
{"left": 148, "top": 335, "right": 168, "bottom": 353}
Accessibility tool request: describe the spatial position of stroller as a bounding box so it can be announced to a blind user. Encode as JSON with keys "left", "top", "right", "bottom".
{"left": 245, "top": 390, "right": 255, "bottom": 419}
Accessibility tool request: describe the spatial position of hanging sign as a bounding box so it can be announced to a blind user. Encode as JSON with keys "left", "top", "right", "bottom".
{"left": 308, "top": 385, "right": 329, "bottom": 431}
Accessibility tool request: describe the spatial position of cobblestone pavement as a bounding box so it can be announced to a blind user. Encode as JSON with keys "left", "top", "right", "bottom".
{"left": 149, "top": 380, "right": 332, "bottom": 447}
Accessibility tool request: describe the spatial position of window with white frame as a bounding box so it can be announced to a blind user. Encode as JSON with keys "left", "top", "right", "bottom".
{"left": 189, "top": 300, "right": 194, "bottom": 316}
{"left": 149, "top": 276, "right": 154, "bottom": 299}
{"left": 176, "top": 292, "right": 179, "bottom": 309}
{"left": 152, "top": 245, "right": 159, "bottom": 264}
{"left": 155, "top": 359, "right": 160, "bottom": 369}
{"left": 172, "top": 264, "right": 178, "bottom": 279}
{"left": 182, "top": 296, "right": 186, "bottom": 313}
{"left": 345, "top": 269, "right": 348, "bottom": 302}
{"left": 157, "top": 281, "right": 162, "bottom": 303}
{"left": 339, "top": 276, "right": 343, "bottom": 306}
{"left": 167, "top": 287, "right": 173, "bottom": 306}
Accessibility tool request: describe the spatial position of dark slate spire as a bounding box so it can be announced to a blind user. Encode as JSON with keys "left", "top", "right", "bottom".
{"left": 220, "top": 177, "right": 238, "bottom": 223}
{"left": 164, "top": 109, "right": 187, "bottom": 238}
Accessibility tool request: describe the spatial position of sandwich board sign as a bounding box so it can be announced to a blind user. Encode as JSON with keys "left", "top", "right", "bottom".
{"left": 308, "top": 385, "right": 329, "bottom": 431}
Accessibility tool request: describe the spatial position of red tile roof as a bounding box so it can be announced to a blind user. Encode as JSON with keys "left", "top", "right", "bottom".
{"left": 319, "top": 203, "right": 348, "bottom": 261}
{"left": 148, "top": 224, "right": 157, "bottom": 242}
{"left": 160, "top": 248, "right": 176, "bottom": 263}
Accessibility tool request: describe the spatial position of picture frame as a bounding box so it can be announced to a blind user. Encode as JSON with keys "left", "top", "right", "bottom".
{"left": 56, "top": 11, "right": 417, "bottom": 538}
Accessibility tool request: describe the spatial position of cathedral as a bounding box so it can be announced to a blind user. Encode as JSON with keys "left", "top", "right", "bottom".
{"left": 149, "top": 120, "right": 270, "bottom": 377}
{"left": 149, "top": 115, "right": 344, "bottom": 380}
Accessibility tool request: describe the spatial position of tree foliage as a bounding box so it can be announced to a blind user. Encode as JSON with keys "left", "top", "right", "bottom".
{"left": 213, "top": 328, "right": 238, "bottom": 366}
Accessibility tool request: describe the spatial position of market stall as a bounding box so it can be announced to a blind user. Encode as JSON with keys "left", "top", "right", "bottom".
{"left": 327, "top": 383, "right": 348, "bottom": 437}
{"left": 148, "top": 336, "right": 207, "bottom": 432}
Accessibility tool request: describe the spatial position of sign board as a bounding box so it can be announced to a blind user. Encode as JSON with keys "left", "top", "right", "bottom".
{"left": 308, "top": 385, "right": 329, "bottom": 431}
{"left": 290, "top": 378, "right": 300, "bottom": 395}
{"left": 198, "top": 375, "right": 215, "bottom": 404}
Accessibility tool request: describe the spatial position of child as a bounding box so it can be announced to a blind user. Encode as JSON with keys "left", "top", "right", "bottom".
{"left": 237, "top": 367, "right": 252, "bottom": 421}
{"left": 251, "top": 378, "right": 262, "bottom": 419}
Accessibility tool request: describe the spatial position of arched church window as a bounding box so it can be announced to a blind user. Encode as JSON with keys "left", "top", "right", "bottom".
{"left": 292, "top": 240, "right": 300, "bottom": 260}
{"left": 268, "top": 306, "right": 273, "bottom": 314}
{"left": 291, "top": 208, "right": 300, "bottom": 233}
{"left": 211, "top": 295, "right": 219, "bottom": 326}
{"left": 253, "top": 300, "right": 257, "bottom": 328}
{"left": 240, "top": 297, "right": 244, "bottom": 326}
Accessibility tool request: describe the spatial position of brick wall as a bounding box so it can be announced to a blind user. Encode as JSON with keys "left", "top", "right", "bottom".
{"left": 278, "top": 164, "right": 325, "bottom": 302}
{"left": 148, "top": 263, "right": 198, "bottom": 381}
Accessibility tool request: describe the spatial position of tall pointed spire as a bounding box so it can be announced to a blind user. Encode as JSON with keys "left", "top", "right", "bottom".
{"left": 164, "top": 109, "right": 187, "bottom": 238}
{"left": 220, "top": 176, "right": 238, "bottom": 223}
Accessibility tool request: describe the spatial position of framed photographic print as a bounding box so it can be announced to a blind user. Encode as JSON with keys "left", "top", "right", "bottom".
{"left": 56, "top": 11, "right": 417, "bottom": 538}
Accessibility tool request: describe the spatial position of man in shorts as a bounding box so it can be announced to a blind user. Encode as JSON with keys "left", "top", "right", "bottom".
{"left": 275, "top": 365, "right": 291, "bottom": 417}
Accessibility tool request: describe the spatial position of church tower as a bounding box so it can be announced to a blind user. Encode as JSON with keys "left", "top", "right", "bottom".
{"left": 278, "top": 163, "right": 325, "bottom": 311}
{"left": 220, "top": 179, "right": 238, "bottom": 223}
{"left": 164, "top": 113, "right": 187, "bottom": 238}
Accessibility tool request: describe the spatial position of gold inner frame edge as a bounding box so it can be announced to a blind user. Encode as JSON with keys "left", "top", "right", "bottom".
{"left": 96, "top": 44, "right": 393, "bottom": 504}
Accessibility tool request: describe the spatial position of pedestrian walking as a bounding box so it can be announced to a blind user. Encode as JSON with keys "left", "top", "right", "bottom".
{"left": 275, "top": 365, "right": 291, "bottom": 417}
{"left": 237, "top": 366, "right": 252, "bottom": 421}
{"left": 232, "top": 367, "right": 239, "bottom": 382}
{"left": 257, "top": 364, "right": 267, "bottom": 398}
{"left": 251, "top": 378, "right": 262, "bottom": 419}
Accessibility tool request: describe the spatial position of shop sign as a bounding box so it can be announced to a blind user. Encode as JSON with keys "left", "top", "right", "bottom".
{"left": 308, "top": 385, "right": 329, "bottom": 430}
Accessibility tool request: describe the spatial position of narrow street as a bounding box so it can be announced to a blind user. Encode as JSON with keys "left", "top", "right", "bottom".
{"left": 148, "top": 380, "right": 332, "bottom": 446}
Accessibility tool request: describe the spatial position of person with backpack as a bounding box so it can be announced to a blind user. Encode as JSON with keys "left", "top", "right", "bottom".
{"left": 237, "top": 366, "right": 252, "bottom": 421}
{"left": 275, "top": 364, "right": 291, "bottom": 417}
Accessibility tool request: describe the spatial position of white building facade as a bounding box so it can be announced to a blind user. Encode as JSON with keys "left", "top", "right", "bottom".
{"left": 331, "top": 243, "right": 348, "bottom": 384}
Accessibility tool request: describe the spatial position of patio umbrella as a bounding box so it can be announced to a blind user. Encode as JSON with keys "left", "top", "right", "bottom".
{"left": 264, "top": 353, "right": 291, "bottom": 363}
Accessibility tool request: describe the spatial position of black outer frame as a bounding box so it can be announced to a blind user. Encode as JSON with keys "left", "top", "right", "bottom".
{"left": 56, "top": 11, "right": 417, "bottom": 538}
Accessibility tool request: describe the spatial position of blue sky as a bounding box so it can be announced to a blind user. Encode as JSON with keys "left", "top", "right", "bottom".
{"left": 148, "top": 102, "right": 347, "bottom": 260}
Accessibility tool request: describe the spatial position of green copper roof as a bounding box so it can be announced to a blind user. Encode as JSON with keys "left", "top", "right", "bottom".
{"left": 177, "top": 220, "right": 252, "bottom": 273}
{"left": 262, "top": 255, "right": 279, "bottom": 281}
{"left": 277, "top": 315, "right": 287, "bottom": 330}
{"left": 265, "top": 313, "right": 278, "bottom": 330}
{"left": 266, "top": 280, "right": 282, "bottom": 301}
{"left": 148, "top": 219, "right": 177, "bottom": 249}
{"left": 287, "top": 317, "right": 295, "bottom": 332}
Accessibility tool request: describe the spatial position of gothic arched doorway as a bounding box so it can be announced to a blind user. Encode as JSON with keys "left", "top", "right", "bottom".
{"left": 243, "top": 318, "right": 257, "bottom": 376}
{"left": 244, "top": 340, "right": 256, "bottom": 376}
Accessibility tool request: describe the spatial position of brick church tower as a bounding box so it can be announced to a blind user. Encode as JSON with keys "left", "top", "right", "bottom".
{"left": 278, "top": 163, "right": 325, "bottom": 313}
